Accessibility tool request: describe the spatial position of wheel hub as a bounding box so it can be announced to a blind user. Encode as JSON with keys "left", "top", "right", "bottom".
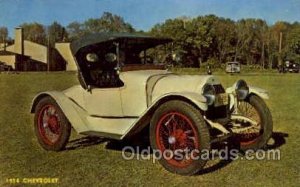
{"left": 168, "top": 136, "right": 176, "bottom": 144}
{"left": 38, "top": 105, "right": 61, "bottom": 145}
{"left": 156, "top": 111, "right": 200, "bottom": 168}
{"left": 168, "top": 129, "right": 188, "bottom": 145}
{"left": 48, "top": 116, "right": 59, "bottom": 133}
{"left": 176, "top": 129, "right": 187, "bottom": 144}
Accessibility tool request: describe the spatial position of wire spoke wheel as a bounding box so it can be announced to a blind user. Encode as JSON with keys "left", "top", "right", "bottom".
{"left": 150, "top": 100, "right": 210, "bottom": 175}
{"left": 230, "top": 95, "right": 273, "bottom": 151}
{"left": 235, "top": 100, "right": 262, "bottom": 145}
{"left": 34, "top": 96, "right": 71, "bottom": 151}
{"left": 156, "top": 112, "right": 199, "bottom": 168}
{"left": 38, "top": 105, "right": 62, "bottom": 145}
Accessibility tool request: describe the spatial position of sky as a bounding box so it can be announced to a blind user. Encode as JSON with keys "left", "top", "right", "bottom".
{"left": 0, "top": 0, "right": 300, "bottom": 37}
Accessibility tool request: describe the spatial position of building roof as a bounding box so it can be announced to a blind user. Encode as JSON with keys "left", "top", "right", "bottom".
{"left": 0, "top": 50, "right": 31, "bottom": 58}
{"left": 0, "top": 50, "right": 19, "bottom": 56}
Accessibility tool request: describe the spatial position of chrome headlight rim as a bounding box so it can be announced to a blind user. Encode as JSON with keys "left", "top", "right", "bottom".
{"left": 202, "top": 84, "right": 216, "bottom": 105}
{"left": 235, "top": 79, "right": 249, "bottom": 100}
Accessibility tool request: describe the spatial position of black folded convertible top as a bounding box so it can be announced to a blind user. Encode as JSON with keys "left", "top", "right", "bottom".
{"left": 70, "top": 33, "right": 172, "bottom": 55}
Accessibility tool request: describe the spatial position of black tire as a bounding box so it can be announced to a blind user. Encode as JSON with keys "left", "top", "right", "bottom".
{"left": 150, "top": 100, "right": 210, "bottom": 175}
{"left": 34, "top": 96, "right": 71, "bottom": 151}
{"left": 234, "top": 95, "right": 273, "bottom": 151}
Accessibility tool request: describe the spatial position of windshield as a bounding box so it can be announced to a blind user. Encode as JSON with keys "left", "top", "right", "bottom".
{"left": 119, "top": 42, "right": 172, "bottom": 65}
{"left": 74, "top": 37, "right": 172, "bottom": 88}
{"left": 227, "top": 62, "right": 239, "bottom": 66}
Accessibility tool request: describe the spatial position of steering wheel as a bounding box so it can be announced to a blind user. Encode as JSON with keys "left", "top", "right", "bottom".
{"left": 143, "top": 55, "right": 153, "bottom": 64}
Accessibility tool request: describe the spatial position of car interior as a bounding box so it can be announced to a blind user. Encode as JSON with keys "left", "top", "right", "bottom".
{"left": 75, "top": 39, "right": 171, "bottom": 88}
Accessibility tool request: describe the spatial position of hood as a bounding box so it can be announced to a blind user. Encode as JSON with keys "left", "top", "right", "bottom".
{"left": 119, "top": 70, "right": 171, "bottom": 87}
{"left": 150, "top": 74, "right": 221, "bottom": 103}
{"left": 117, "top": 70, "right": 222, "bottom": 116}
{"left": 119, "top": 69, "right": 221, "bottom": 105}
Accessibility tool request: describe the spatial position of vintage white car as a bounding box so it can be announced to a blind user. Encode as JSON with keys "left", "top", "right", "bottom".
{"left": 31, "top": 33, "right": 273, "bottom": 175}
{"left": 226, "top": 61, "right": 241, "bottom": 73}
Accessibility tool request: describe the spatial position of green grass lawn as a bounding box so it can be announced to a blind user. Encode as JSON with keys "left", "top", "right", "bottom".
{"left": 0, "top": 71, "right": 299, "bottom": 186}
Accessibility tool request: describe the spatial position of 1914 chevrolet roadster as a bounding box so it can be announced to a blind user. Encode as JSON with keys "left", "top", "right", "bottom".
{"left": 30, "top": 33, "right": 272, "bottom": 175}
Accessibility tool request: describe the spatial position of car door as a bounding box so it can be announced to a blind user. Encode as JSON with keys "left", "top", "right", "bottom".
{"left": 84, "top": 88, "right": 123, "bottom": 117}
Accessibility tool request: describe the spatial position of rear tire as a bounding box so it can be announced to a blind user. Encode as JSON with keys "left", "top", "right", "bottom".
{"left": 150, "top": 100, "right": 210, "bottom": 175}
{"left": 34, "top": 96, "right": 71, "bottom": 151}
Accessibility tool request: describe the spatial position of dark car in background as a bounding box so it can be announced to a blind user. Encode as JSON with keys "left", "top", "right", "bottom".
{"left": 0, "top": 62, "right": 13, "bottom": 72}
{"left": 279, "top": 61, "right": 299, "bottom": 73}
{"left": 286, "top": 61, "right": 299, "bottom": 73}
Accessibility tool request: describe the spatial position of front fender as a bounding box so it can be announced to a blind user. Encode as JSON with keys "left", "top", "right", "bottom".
{"left": 226, "top": 86, "right": 269, "bottom": 99}
{"left": 226, "top": 85, "right": 269, "bottom": 111}
{"left": 122, "top": 92, "right": 208, "bottom": 138}
{"left": 151, "top": 92, "right": 208, "bottom": 111}
{"left": 30, "top": 91, "right": 89, "bottom": 133}
{"left": 249, "top": 86, "right": 269, "bottom": 99}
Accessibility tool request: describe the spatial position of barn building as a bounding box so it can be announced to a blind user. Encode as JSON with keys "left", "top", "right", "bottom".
{"left": 0, "top": 27, "right": 74, "bottom": 71}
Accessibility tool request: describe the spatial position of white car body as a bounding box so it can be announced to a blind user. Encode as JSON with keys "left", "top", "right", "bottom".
{"left": 30, "top": 33, "right": 273, "bottom": 175}
{"left": 31, "top": 69, "right": 268, "bottom": 139}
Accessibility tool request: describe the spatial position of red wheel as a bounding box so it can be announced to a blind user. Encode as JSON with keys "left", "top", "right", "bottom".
{"left": 150, "top": 100, "right": 210, "bottom": 175}
{"left": 155, "top": 112, "right": 199, "bottom": 168}
{"left": 37, "top": 105, "right": 62, "bottom": 145}
{"left": 34, "top": 96, "right": 71, "bottom": 151}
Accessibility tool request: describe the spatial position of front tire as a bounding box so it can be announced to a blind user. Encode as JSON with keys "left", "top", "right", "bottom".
{"left": 233, "top": 95, "right": 273, "bottom": 151}
{"left": 34, "top": 96, "right": 71, "bottom": 151}
{"left": 150, "top": 100, "right": 210, "bottom": 175}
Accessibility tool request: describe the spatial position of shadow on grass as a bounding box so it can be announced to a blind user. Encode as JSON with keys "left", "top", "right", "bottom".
{"left": 105, "top": 140, "right": 235, "bottom": 175}
{"left": 197, "top": 131, "right": 288, "bottom": 175}
{"left": 65, "top": 136, "right": 107, "bottom": 151}
{"left": 265, "top": 131, "right": 288, "bottom": 150}
{"left": 63, "top": 131, "right": 288, "bottom": 174}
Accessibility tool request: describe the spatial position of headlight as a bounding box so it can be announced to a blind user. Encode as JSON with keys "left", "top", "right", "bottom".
{"left": 235, "top": 79, "right": 249, "bottom": 100}
{"left": 202, "top": 84, "right": 216, "bottom": 105}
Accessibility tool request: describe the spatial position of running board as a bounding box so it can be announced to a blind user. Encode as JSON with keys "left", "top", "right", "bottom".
{"left": 204, "top": 116, "right": 230, "bottom": 134}
{"left": 80, "top": 131, "right": 122, "bottom": 140}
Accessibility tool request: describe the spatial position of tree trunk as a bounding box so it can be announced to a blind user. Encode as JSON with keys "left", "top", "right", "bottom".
{"left": 234, "top": 43, "right": 238, "bottom": 62}
{"left": 261, "top": 41, "right": 265, "bottom": 70}
{"left": 268, "top": 49, "right": 272, "bottom": 69}
{"left": 278, "top": 32, "right": 283, "bottom": 66}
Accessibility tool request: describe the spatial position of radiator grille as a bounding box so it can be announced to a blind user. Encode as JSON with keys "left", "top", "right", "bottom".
{"left": 213, "top": 84, "right": 225, "bottom": 94}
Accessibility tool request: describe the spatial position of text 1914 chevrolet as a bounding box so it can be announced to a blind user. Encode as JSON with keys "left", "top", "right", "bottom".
{"left": 30, "top": 33, "right": 273, "bottom": 175}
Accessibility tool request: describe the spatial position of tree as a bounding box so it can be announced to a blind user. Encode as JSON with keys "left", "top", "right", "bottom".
{"left": 0, "top": 26, "right": 8, "bottom": 44}
{"left": 285, "top": 26, "right": 300, "bottom": 62}
{"left": 19, "top": 22, "right": 47, "bottom": 45}
{"left": 67, "top": 12, "right": 135, "bottom": 41}
{"left": 150, "top": 15, "right": 223, "bottom": 67}
{"left": 184, "top": 15, "right": 217, "bottom": 66}
{"left": 150, "top": 18, "right": 188, "bottom": 66}
{"left": 67, "top": 21, "right": 85, "bottom": 41}
{"left": 47, "top": 21, "right": 68, "bottom": 45}
{"left": 213, "top": 18, "right": 236, "bottom": 64}
{"left": 97, "top": 12, "right": 135, "bottom": 33}
{"left": 256, "top": 19, "right": 268, "bottom": 69}
{"left": 270, "top": 21, "right": 291, "bottom": 66}
{"left": 234, "top": 19, "right": 267, "bottom": 66}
